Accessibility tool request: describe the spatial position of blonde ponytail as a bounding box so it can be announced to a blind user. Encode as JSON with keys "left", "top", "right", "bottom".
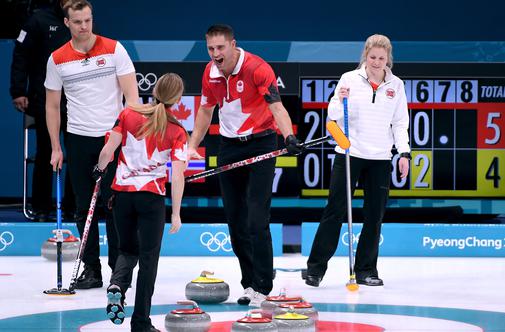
{"left": 132, "top": 73, "right": 188, "bottom": 141}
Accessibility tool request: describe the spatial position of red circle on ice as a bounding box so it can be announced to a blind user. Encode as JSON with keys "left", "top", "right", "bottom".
{"left": 209, "top": 320, "right": 384, "bottom": 331}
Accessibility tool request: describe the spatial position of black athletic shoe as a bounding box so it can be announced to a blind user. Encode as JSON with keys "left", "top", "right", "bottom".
{"left": 106, "top": 285, "right": 125, "bottom": 325}
{"left": 305, "top": 275, "right": 323, "bottom": 287}
{"left": 75, "top": 265, "right": 103, "bottom": 289}
{"left": 356, "top": 276, "right": 384, "bottom": 286}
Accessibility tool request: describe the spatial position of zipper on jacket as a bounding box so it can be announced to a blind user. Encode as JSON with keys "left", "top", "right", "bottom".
{"left": 225, "top": 76, "right": 230, "bottom": 100}
{"left": 368, "top": 78, "right": 380, "bottom": 103}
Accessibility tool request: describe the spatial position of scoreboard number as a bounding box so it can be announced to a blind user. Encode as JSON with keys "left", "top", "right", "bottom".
{"left": 413, "top": 111, "right": 431, "bottom": 146}
{"left": 478, "top": 151, "right": 503, "bottom": 192}
{"left": 272, "top": 168, "right": 283, "bottom": 193}
{"left": 456, "top": 80, "right": 478, "bottom": 103}
{"left": 485, "top": 157, "right": 500, "bottom": 188}
{"left": 485, "top": 112, "right": 501, "bottom": 145}
{"left": 412, "top": 152, "right": 432, "bottom": 189}
{"left": 304, "top": 111, "right": 320, "bottom": 142}
{"left": 304, "top": 153, "right": 320, "bottom": 187}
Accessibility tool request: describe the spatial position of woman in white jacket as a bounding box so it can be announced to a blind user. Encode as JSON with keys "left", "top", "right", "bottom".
{"left": 305, "top": 34, "right": 411, "bottom": 287}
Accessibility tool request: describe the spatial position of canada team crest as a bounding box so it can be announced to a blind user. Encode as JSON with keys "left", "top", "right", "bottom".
{"left": 236, "top": 80, "right": 244, "bottom": 93}
{"left": 386, "top": 88, "right": 395, "bottom": 99}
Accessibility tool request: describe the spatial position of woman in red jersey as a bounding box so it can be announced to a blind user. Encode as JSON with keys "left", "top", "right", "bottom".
{"left": 94, "top": 73, "right": 188, "bottom": 332}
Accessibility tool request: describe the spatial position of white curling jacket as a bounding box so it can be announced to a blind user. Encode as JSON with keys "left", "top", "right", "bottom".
{"left": 328, "top": 65, "right": 410, "bottom": 160}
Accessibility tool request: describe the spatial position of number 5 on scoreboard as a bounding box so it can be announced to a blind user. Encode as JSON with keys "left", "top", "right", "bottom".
{"left": 478, "top": 110, "right": 504, "bottom": 148}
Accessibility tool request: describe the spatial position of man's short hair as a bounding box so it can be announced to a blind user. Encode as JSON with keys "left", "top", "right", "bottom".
{"left": 206, "top": 24, "right": 234, "bottom": 40}
{"left": 63, "top": 0, "right": 93, "bottom": 18}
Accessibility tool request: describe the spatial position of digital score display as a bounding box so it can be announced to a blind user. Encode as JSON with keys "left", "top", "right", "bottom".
{"left": 300, "top": 78, "right": 505, "bottom": 197}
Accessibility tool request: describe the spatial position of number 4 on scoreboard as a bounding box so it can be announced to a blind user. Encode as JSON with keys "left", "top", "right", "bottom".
{"left": 478, "top": 150, "right": 504, "bottom": 194}
{"left": 485, "top": 157, "right": 501, "bottom": 188}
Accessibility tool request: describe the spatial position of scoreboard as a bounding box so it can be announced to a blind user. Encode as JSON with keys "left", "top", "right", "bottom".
{"left": 300, "top": 77, "right": 505, "bottom": 198}
{"left": 134, "top": 62, "right": 505, "bottom": 199}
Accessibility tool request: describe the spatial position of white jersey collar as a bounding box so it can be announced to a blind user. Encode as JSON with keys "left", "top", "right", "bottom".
{"left": 209, "top": 47, "right": 245, "bottom": 78}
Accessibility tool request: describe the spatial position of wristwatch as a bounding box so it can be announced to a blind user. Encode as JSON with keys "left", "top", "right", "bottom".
{"left": 399, "top": 152, "right": 412, "bottom": 160}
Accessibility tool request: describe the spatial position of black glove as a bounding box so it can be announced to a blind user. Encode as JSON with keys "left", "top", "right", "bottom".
{"left": 285, "top": 135, "right": 304, "bottom": 156}
{"left": 92, "top": 164, "right": 107, "bottom": 181}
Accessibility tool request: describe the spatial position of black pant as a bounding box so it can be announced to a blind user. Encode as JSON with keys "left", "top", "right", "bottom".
{"left": 66, "top": 133, "right": 118, "bottom": 270}
{"left": 110, "top": 191, "right": 165, "bottom": 331}
{"left": 307, "top": 154, "right": 391, "bottom": 279}
{"left": 31, "top": 111, "right": 74, "bottom": 214}
{"left": 218, "top": 134, "right": 276, "bottom": 295}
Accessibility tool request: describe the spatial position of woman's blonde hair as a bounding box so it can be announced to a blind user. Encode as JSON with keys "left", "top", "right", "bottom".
{"left": 359, "top": 34, "right": 393, "bottom": 69}
{"left": 132, "top": 73, "right": 187, "bottom": 141}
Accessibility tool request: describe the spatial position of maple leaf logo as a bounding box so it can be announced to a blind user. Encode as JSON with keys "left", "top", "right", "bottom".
{"left": 173, "top": 102, "right": 192, "bottom": 120}
{"left": 221, "top": 98, "right": 252, "bottom": 135}
{"left": 116, "top": 132, "right": 169, "bottom": 193}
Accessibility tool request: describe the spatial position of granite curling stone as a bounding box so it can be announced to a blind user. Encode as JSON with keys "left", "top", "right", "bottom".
{"left": 273, "top": 307, "right": 315, "bottom": 332}
{"left": 185, "top": 270, "right": 229, "bottom": 304}
{"left": 165, "top": 300, "right": 211, "bottom": 332}
{"left": 41, "top": 232, "right": 80, "bottom": 261}
{"left": 231, "top": 310, "right": 278, "bottom": 331}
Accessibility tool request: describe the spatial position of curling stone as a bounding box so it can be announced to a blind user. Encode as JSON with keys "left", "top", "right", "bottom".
{"left": 185, "top": 270, "right": 229, "bottom": 304}
{"left": 273, "top": 308, "right": 315, "bottom": 332}
{"left": 260, "top": 288, "right": 302, "bottom": 319}
{"left": 41, "top": 233, "right": 80, "bottom": 261}
{"left": 273, "top": 300, "right": 318, "bottom": 321}
{"left": 165, "top": 300, "right": 211, "bottom": 332}
{"left": 232, "top": 310, "right": 278, "bottom": 332}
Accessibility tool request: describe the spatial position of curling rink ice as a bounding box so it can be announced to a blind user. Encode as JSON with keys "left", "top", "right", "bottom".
{"left": 1, "top": 254, "right": 505, "bottom": 331}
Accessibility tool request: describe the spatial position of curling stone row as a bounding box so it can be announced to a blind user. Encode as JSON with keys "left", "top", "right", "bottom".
{"left": 232, "top": 309, "right": 316, "bottom": 332}
{"left": 164, "top": 301, "right": 317, "bottom": 332}
{"left": 41, "top": 232, "right": 80, "bottom": 261}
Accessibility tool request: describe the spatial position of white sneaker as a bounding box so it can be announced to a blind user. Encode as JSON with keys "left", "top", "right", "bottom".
{"left": 237, "top": 287, "right": 255, "bottom": 305}
{"left": 248, "top": 291, "right": 267, "bottom": 307}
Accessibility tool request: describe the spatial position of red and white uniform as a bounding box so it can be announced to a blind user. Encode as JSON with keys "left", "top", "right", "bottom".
{"left": 110, "top": 108, "right": 188, "bottom": 195}
{"left": 201, "top": 48, "right": 280, "bottom": 137}
{"left": 44, "top": 35, "right": 135, "bottom": 137}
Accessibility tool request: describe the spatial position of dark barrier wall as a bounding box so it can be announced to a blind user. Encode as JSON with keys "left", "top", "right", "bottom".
{"left": 90, "top": 0, "right": 504, "bottom": 41}
{"left": 1, "top": 0, "right": 504, "bottom": 41}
